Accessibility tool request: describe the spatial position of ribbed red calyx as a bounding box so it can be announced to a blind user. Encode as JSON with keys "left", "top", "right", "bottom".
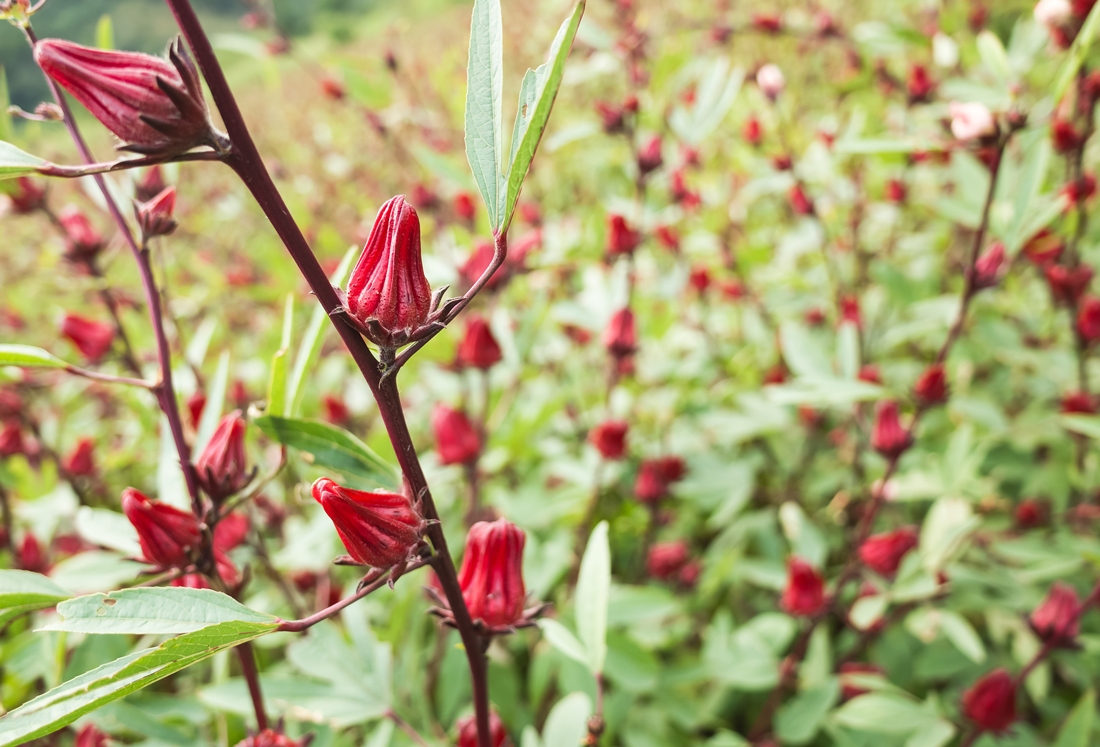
{"left": 458, "top": 518, "right": 527, "bottom": 630}
{"left": 311, "top": 477, "right": 424, "bottom": 568}
{"left": 121, "top": 487, "right": 201, "bottom": 567}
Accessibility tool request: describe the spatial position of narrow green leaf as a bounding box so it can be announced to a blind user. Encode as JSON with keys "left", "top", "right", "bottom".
{"left": 833, "top": 694, "right": 939, "bottom": 734}
{"left": 40, "top": 587, "right": 279, "bottom": 635}
{"left": 1055, "top": 1, "right": 1100, "bottom": 101}
{"left": 0, "top": 68, "right": 12, "bottom": 144}
{"left": 501, "top": 0, "right": 585, "bottom": 233}
{"left": 541, "top": 692, "right": 592, "bottom": 747}
{"left": 1053, "top": 689, "right": 1095, "bottom": 747}
{"left": 255, "top": 415, "right": 396, "bottom": 489}
{"left": 779, "top": 321, "right": 832, "bottom": 379}
{"left": 0, "top": 344, "right": 66, "bottom": 369}
{"left": 976, "top": 30, "right": 1010, "bottom": 83}
{"left": 0, "top": 571, "right": 73, "bottom": 627}
{"left": 837, "top": 321, "right": 860, "bottom": 380}
{"left": 95, "top": 15, "right": 114, "bottom": 50}
{"left": 194, "top": 349, "right": 230, "bottom": 455}
{"left": 0, "top": 141, "right": 47, "bottom": 180}
{"left": 288, "top": 246, "right": 356, "bottom": 416}
{"left": 775, "top": 678, "right": 840, "bottom": 745}
{"left": 575, "top": 520, "right": 610, "bottom": 674}
{"left": 1060, "top": 414, "right": 1100, "bottom": 439}
{"left": 464, "top": 0, "right": 504, "bottom": 229}
{"left": 267, "top": 294, "right": 293, "bottom": 418}
{"left": 537, "top": 618, "right": 589, "bottom": 666}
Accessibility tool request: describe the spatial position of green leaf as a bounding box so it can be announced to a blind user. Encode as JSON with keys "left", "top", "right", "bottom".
{"left": 538, "top": 618, "right": 589, "bottom": 667}
{"left": 0, "top": 141, "right": 46, "bottom": 180}
{"left": 779, "top": 321, "right": 832, "bottom": 379}
{"left": 1004, "top": 131, "right": 1052, "bottom": 253}
{"left": 288, "top": 246, "right": 356, "bottom": 416}
{"left": 668, "top": 56, "right": 743, "bottom": 146}
{"left": 0, "top": 68, "right": 12, "bottom": 144}
{"left": 255, "top": 415, "right": 396, "bottom": 489}
{"left": 194, "top": 350, "right": 230, "bottom": 455}
{"left": 0, "top": 344, "right": 66, "bottom": 369}
{"left": 95, "top": 14, "right": 114, "bottom": 50}
{"left": 575, "top": 520, "right": 609, "bottom": 674}
{"left": 778, "top": 502, "right": 827, "bottom": 568}
{"left": 775, "top": 678, "right": 840, "bottom": 745}
{"left": 832, "top": 138, "right": 925, "bottom": 154}
{"left": 1061, "top": 414, "right": 1100, "bottom": 439}
{"left": 0, "top": 570, "right": 73, "bottom": 627}
{"left": 976, "top": 30, "right": 1010, "bottom": 83}
{"left": 833, "top": 693, "right": 940, "bottom": 734}
{"left": 464, "top": 0, "right": 504, "bottom": 229}
{"left": 156, "top": 413, "right": 189, "bottom": 511}
{"left": 267, "top": 294, "right": 293, "bottom": 418}
{"left": 0, "top": 620, "right": 277, "bottom": 746}
{"left": 541, "top": 692, "right": 592, "bottom": 747}
{"left": 40, "top": 587, "right": 279, "bottom": 635}
{"left": 1053, "top": 689, "right": 1095, "bottom": 747}
{"left": 1055, "top": 0, "right": 1100, "bottom": 102}
{"left": 939, "top": 610, "right": 986, "bottom": 663}
{"left": 837, "top": 321, "right": 860, "bottom": 380}
{"left": 502, "top": 0, "right": 585, "bottom": 232}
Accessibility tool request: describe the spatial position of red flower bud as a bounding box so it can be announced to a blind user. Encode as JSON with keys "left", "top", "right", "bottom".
{"left": 1046, "top": 263, "right": 1093, "bottom": 305}
{"left": 655, "top": 225, "right": 680, "bottom": 252}
{"left": 839, "top": 295, "right": 862, "bottom": 328}
{"left": 589, "top": 420, "right": 628, "bottom": 460}
{"left": 63, "top": 437, "right": 96, "bottom": 477}
{"left": 410, "top": 183, "right": 439, "bottom": 211}
{"left": 972, "top": 241, "right": 1005, "bottom": 290}
{"left": 137, "top": 186, "right": 178, "bottom": 239}
{"left": 670, "top": 170, "right": 699, "bottom": 207}
{"left": 460, "top": 240, "right": 512, "bottom": 291}
{"left": 913, "top": 364, "right": 948, "bottom": 406}
{"left": 457, "top": 315, "right": 503, "bottom": 369}
{"left": 871, "top": 400, "right": 912, "bottom": 459}
{"left": 187, "top": 391, "right": 207, "bottom": 428}
{"left": 135, "top": 165, "right": 167, "bottom": 202}
{"left": 788, "top": 184, "right": 814, "bottom": 215}
{"left": 595, "top": 100, "right": 625, "bottom": 133}
{"left": 884, "top": 179, "right": 907, "bottom": 203}
{"left": 637, "top": 135, "right": 663, "bottom": 174}
{"left": 319, "top": 75, "right": 345, "bottom": 100}
{"left": 453, "top": 191, "right": 476, "bottom": 223}
{"left": 195, "top": 411, "right": 251, "bottom": 502}
{"left": 233, "top": 728, "right": 314, "bottom": 747}
{"left": 1031, "top": 582, "right": 1080, "bottom": 642}
{"left": 121, "top": 487, "right": 201, "bottom": 567}
{"left": 603, "top": 308, "right": 637, "bottom": 359}
{"left": 962, "top": 669, "right": 1017, "bottom": 733}
{"left": 1078, "top": 296, "right": 1100, "bottom": 342}
{"left": 74, "top": 724, "right": 109, "bottom": 747}
{"left": 1015, "top": 498, "right": 1046, "bottom": 529}
{"left": 907, "top": 64, "right": 935, "bottom": 103}
{"left": 458, "top": 518, "right": 527, "bottom": 630}
{"left": 857, "top": 365, "right": 881, "bottom": 385}
{"left": 634, "top": 458, "right": 678, "bottom": 504}
{"left": 432, "top": 405, "right": 481, "bottom": 465}
{"left": 18, "top": 533, "right": 49, "bottom": 574}
{"left": 858, "top": 526, "right": 918, "bottom": 576}
{"left": 58, "top": 206, "right": 105, "bottom": 261}
{"left": 34, "top": 38, "right": 222, "bottom": 156}
{"left": 771, "top": 154, "right": 793, "bottom": 171}
{"left": 61, "top": 313, "right": 114, "bottom": 362}
{"left": 322, "top": 394, "right": 351, "bottom": 426}
{"left": 647, "top": 540, "right": 690, "bottom": 580}
{"left": 1052, "top": 119, "right": 1083, "bottom": 153}
{"left": 752, "top": 12, "right": 783, "bottom": 32}
{"left": 1062, "top": 173, "right": 1097, "bottom": 207}
{"left": 9, "top": 177, "right": 46, "bottom": 214}
{"left": 689, "top": 266, "right": 711, "bottom": 294}
{"left": 344, "top": 195, "right": 434, "bottom": 347}
{"left": 518, "top": 201, "right": 542, "bottom": 225}
{"left": 606, "top": 214, "right": 641, "bottom": 256}
{"left": 782, "top": 556, "right": 825, "bottom": 616}
{"left": 723, "top": 279, "right": 746, "bottom": 300}
{"left": 742, "top": 115, "right": 763, "bottom": 146}
{"left": 456, "top": 711, "right": 510, "bottom": 747}
{"left": 0, "top": 422, "right": 25, "bottom": 458}
{"left": 1062, "top": 390, "right": 1097, "bottom": 414}
{"left": 311, "top": 477, "right": 425, "bottom": 568}
{"left": 0, "top": 390, "right": 22, "bottom": 420}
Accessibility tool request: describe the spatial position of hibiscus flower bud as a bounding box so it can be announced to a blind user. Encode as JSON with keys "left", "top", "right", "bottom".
{"left": 913, "top": 364, "right": 948, "bottom": 406}
{"left": 871, "top": 400, "right": 913, "bottom": 459}
{"left": 9, "top": 177, "right": 46, "bottom": 214}
{"left": 634, "top": 459, "right": 671, "bottom": 504}
{"left": 752, "top": 12, "right": 783, "bottom": 32}
{"left": 595, "top": 100, "right": 625, "bottom": 133}
{"left": 63, "top": 437, "right": 96, "bottom": 477}
{"left": 637, "top": 135, "right": 663, "bottom": 175}
{"left": 962, "top": 669, "right": 1017, "bottom": 733}
{"left": 972, "top": 241, "right": 1005, "bottom": 290}
{"left": 460, "top": 240, "right": 508, "bottom": 291}
{"left": 589, "top": 420, "right": 628, "bottom": 460}
{"left": 135, "top": 165, "right": 167, "bottom": 202}
{"left": 311, "top": 477, "right": 425, "bottom": 569}
{"left": 1022, "top": 229, "right": 1063, "bottom": 265}
{"left": 0, "top": 390, "right": 22, "bottom": 419}
{"left": 432, "top": 405, "right": 481, "bottom": 465}
{"left": 195, "top": 411, "right": 251, "bottom": 503}
{"left": 857, "top": 365, "right": 881, "bottom": 385}
{"left": 121, "top": 487, "right": 201, "bottom": 568}
{"left": 456, "top": 711, "right": 509, "bottom": 747}
{"left": 742, "top": 115, "right": 763, "bottom": 146}
{"left": 321, "top": 394, "right": 351, "bottom": 426}
{"left": 782, "top": 556, "right": 825, "bottom": 616}
{"left": 949, "top": 101, "right": 997, "bottom": 141}
{"left": 60, "top": 313, "right": 114, "bottom": 362}
{"left": 1035, "top": 0, "right": 1074, "bottom": 27}
{"left": 756, "top": 63, "right": 785, "bottom": 100}
{"left": 1031, "top": 582, "right": 1080, "bottom": 642}
{"left": 656, "top": 225, "right": 680, "bottom": 252}
{"left": 606, "top": 214, "right": 641, "bottom": 256}
{"left": 453, "top": 191, "right": 476, "bottom": 223}
{"left": 34, "top": 38, "right": 224, "bottom": 155}
{"left": 1046, "top": 263, "right": 1094, "bottom": 305}
{"left": 1077, "top": 296, "right": 1100, "bottom": 342}
{"left": 18, "top": 533, "right": 49, "bottom": 574}
{"left": 647, "top": 540, "right": 690, "bottom": 581}
{"left": 0, "top": 422, "right": 25, "bottom": 458}
{"left": 344, "top": 195, "right": 434, "bottom": 348}
{"left": 1062, "top": 173, "right": 1098, "bottom": 207}
{"left": 137, "top": 186, "right": 178, "bottom": 239}
{"left": 74, "top": 724, "right": 109, "bottom": 747}
{"left": 187, "top": 391, "right": 207, "bottom": 428}
{"left": 788, "top": 184, "right": 814, "bottom": 215}
{"left": 859, "top": 526, "right": 919, "bottom": 576}
{"left": 884, "top": 179, "right": 907, "bottom": 203}
{"left": 1062, "top": 391, "right": 1097, "bottom": 414}
{"left": 58, "top": 206, "right": 105, "bottom": 262}
{"left": 459, "top": 518, "right": 527, "bottom": 630}
{"left": 1052, "top": 119, "right": 1084, "bottom": 153}
{"left": 1015, "top": 498, "right": 1046, "bottom": 528}
{"left": 603, "top": 308, "right": 637, "bottom": 359}
{"left": 907, "top": 64, "right": 935, "bottom": 103}
{"left": 457, "top": 315, "right": 502, "bottom": 370}
{"left": 839, "top": 295, "right": 862, "bottom": 327}
{"left": 233, "top": 727, "right": 315, "bottom": 747}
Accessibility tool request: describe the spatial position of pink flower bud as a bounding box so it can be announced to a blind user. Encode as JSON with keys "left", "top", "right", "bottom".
{"left": 187, "top": 391, "right": 207, "bottom": 428}
{"left": 195, "top": 411, "right": 251, "bottom": 502}
{"left": 858, "top": 526, "right": 919, "bottom": 576}
{"left": 121, "top": 487, "right": 201, "bottom": 567}
{"left": 788, "top": 183, "right": 814, "bottom": 215}
{"left": 456, "top": 711, "right": 509, "bottom": 747}
{"left": 311, "top": 477, "right": 425, "bottom": 568}
{"left": 913, "top": 364, "right": 948, "bottom": 406}
{"left": 458, "top": 518, "right": 527, "bottom": 629}
{"left": 962, "top": 669, "right": 1017, "bottom": 733}
{"left": 589, "top": 420, "right": 628, "bottom": 460}
{"left": 432, "top": 405, "right": 481, "bottom": 465}
{"left": 1035, "top": 0, "right": 1073, "bottom": 27}
{"left": 907, "top": 64, "right": 935, "bottom": 103}
{"left": 1046, "top": 263, "right": 1094, "bottom": 305}
{"left": 457, "top": 315, "right": 503, "bottom": 369}
{"left": 322, "top": 394, "right": 351, "bottom": 426}
{"left": 782, "top": 556, "right": 825, "bottom": 616}
{"left": 670, "top": 170, "right": 699, "bottom": 208}
{"left": 839, "top": 295, "right": 861, "bottom": 327}
{"left": 595, "top": 100, "right": 625, "bottom": 133}
{"left": 972, "top": 241, "right": 1005, "bottom": 289}
{"left": 453, "top": 191, "right": 476, "bottom": 223}
{"left": 647, "top": 540, "right": 690, "bottom": 580}
{"left": 637, "top": 135, "right": 663, "bottom": 174}
{"left": 34, "top": 38, "right": 222, "bottom": 155}
{"left": 603, "top": 308, "right": 637, "bottom": 359}
{"left": 1031, "top": 582, "right": 1080, "bottom": 642}
{"left": 756, "top": 63, "right": 785, "bottom": 99}
{"left": 742, "top": 115, "right": 763, "bottom": 146}
{"left": 8, "top": 177, "right": 46, "bottom": 214}
{"left": 949, "top": 101, "right": 997, "bottom": 141}
{"left": 884, "top": 179, "right": 907, "bottom": 203}
{"left": 857, "top": 365, "right": 881, "bottom": 385}
{"left": 58, "top": 206, "right": 105, "bottom": 261}
{"left": 344, "top": 195, "right": 434, "bottom": 348}
{"left": 63, "top": 437, "right": 96, "bottom": 477}
{"left": 606, "top": 214, "right": 641, "bottom": 256}
{"left": 137, "top": 186, "right": 178, "bottom": 239}
{"left": 60, "top": 313, "right": 114, "bottom": 362}
{"left": 871, "top": 400, "right": 912, "bottom": 459}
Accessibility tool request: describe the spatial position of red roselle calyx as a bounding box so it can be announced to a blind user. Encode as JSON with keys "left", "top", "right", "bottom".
{"left": 8, "top": 177, "right": 46, "bottom": 214}
{"left": 432, "top": 405, "right": 482, "bottom": 465}
{"left": 137, "top": 186, "right": 178, "bottom": 239}
{"left": 311, "top": 477, "right": 427, "bottom": 573}
{"left": 971, "top": 241, "right": 1005, "bottom": 289}
{"left": 634, "top": 456, "right": 686, "bottom": 504}
{"left": 962, "top": 668, "right": 1017, "bottom": 733}
{"left": 58, "top": 206, "right": 105, "bottom": 261}
{"left": 858, "top": 526, "right": 919, "bottom": 576}
{"left": 1046, "top": 263, "right": 1094, "bottom": 305}
{"left": 1078, "top": 296, "right": 1100, "bottom": 342}
{"left": 637, "top": 134, "right": 663, "bottom": 174}
{"left": 647, "top": 540, "right": 694, "bottom": 583}
{"left": 194, "top": 411, "right": 253, "bottom": 503}
{"left": 135, "top": 165, "right": 167, "bottom": 202}
{"left": 603, "top": 308, "right": 637, "bottom": 359}
{"left": 1030, "top": 582, "right": 1080, "bottom": 643}
{"left": 60, "top": 313, "right": 114, "bottom": 362}
{"left": 913, "top": 364, "right": 948, "bottom": 406}
{"left": 871, "top": 400, "right": 913, "bottom": 460}
{"left": 782, "top": 556, "right": 825, "bottom": 616}
{"left": 63, "top": 437, "right": 96, "bottom": 477}
{"left": 589, "top": 420, "right": 628, "bottom": 460}
{"left": 606, "top": 214, "right": 641, "bottom": 257}
{"left": 121, "top": 487, "right": 201, "bottom": 568}
{"left": 451, "top": 518, "right": 539, "bottom": 634}
{"left": 342, "top": 195, "right": 442, "bottom": 349}
{"left": 457, "top": 315, "right": 502, "bottom": 369}
{"left": 456, "top": 711, "right": 510, "bottom": 747}
{"left": 34, "top": 38, "right": 227, "bottom": 156}
{"left": 1022, "top": 229, "right": 1064, "bottom": 265}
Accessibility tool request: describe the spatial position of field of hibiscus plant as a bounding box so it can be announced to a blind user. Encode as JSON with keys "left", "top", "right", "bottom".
{"left": 3, "top": 0, "right": 1100, "bottom": 744}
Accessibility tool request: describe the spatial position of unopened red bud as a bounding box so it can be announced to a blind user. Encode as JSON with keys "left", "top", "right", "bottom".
{"left": 752, "top": 12, "right": 783, "bottom": 32}
{"left": 606, "top": 214, "right": 641, "bottom": 256}
{"left": 453, "top": 191, "right": 476, "bottom": 223}
{"left": 63, "top": 437, "right": 96, "bottom": 477}
{"left": 857, "top": 365, "right": 881, "bottom": 385}
{"left": 782, "top": 556, "right": 825, "bottom": 616}
{"left": 603, "top": 308, "right": 637, "bottom": 359}
{"left": 1052, "top": 119, "right": 1083, "bottom": 153}
{"left": 595, "top": 100, "right": 625, "bottom": 133}
{"left": 622, "top": 94, "right": 639, "bottom": 113}
{"left": 344, "top": 195, "right": 434, "bottom": 348}
{"left": 18, "top": 533, "right": 49, "bottom": 573}
{"left": 8, "top": 177, "right": 46, "bottom": 214}
{"left": 1061, "top": 391, "right": 1096, "bottom": 414}
{"left": 884, "top": 179, "right": 907, "bottom": 203}
{"left": 1031, "top": 582, "right": 1080, "bottom": 642}
{"left": 121, "top": 487, "right": 201, "bottom": 568}
{"left": 34, "top": 38, "right": 223, "bottom": 155}
{"left": 859, "top": 526, "right": 918, "bottom": 576}
{"left": 59, "top": 206, "right": 105, "bottom": 261}
{"left": 871, "top": 400, "right": 913, "bottom": 459}
{"left": 1015, "top": 498, "right": 1046, "bottom": 528}
{"left": 743, "top": 115, "right": 763, "bottom": 146}
{"left": 0, "top": 422, "right": 25, "bottom": 458}
{"left": 1078, "top": 296, "right": 1100, "bottom": 342}
{"left": 637, "top": 135, "right": 663, "bottom": 174}
{"left": 137, "top": 186, "right": 178, "bottom": 239}
{"left": 771, "top": 154, "right": 792, "bottom": 171}
{"left": 187, "top": 391, "right": 206, "bottom": 428}
{"left": 647, "top": 540, "right": 690, "bottom": 580}
{"left": 962, "top": 669, "right": 1016, "bottom": 733}
{"left": 0, "top": 390, "right": 22, "bottom": 419}
{"left": 234, "top": 728, "right": 315, "bottom": 747}
{"left": 839, "top": 295, "right": 861, "bottom": 327}
{"left": 972, "top": 241, "right": 1005, "bottom": 289}
{"left": 655, "top": 225, "right": 680, "bottom": 252}
{"left": 913, "top": 364, "right": 948, "bottom": 406}
{"left": 135, "top": 165, "right": 167, "bottom": 202}
{"left": 319, "top": 75, "right": 345, "bottom": 100}
{"left": 312, "top": 477, "right": 425, "bottom": 568}
{"left": 589, "top": 420, "right": 628, "bottom": 460}
{"left": 432, "top": 405, "right": 481, "bottom": 465}
{"left": 1061, "top": 173, "right": 1097, "bottom": 206}
{"left": 195, "top": 411, "right": 250, "bottom": 502}
{"left": 1022, "top": 229, "right": 1064, "bottom": 265}
{"left": 74, "top": 723, "right": 109, "bottom": 747}
{"left": 788, "top": 183, "right": 814, "bottom": 215}
{"left": 670, "top": 170, "right": 699, "bottom": 207}
{"left": 907, "top": 64, "right": 935, "bottom": 103}
{"left": 456, "top": 712, "right": 509, "bottom": 747}
{"left": 60, "top": 313, "right": 114, "bottom": 362}
{"left": 1046, "top": 263, "right": 1093, "bottom": 305}
{"left": 457, "top": 315, "right": 503, "bottom": 369}
{"left": 322, "top": 394, "right": 351, "bottom": 426}
{"left": 459, "top": 518, "right": 527, "bottom": 629}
